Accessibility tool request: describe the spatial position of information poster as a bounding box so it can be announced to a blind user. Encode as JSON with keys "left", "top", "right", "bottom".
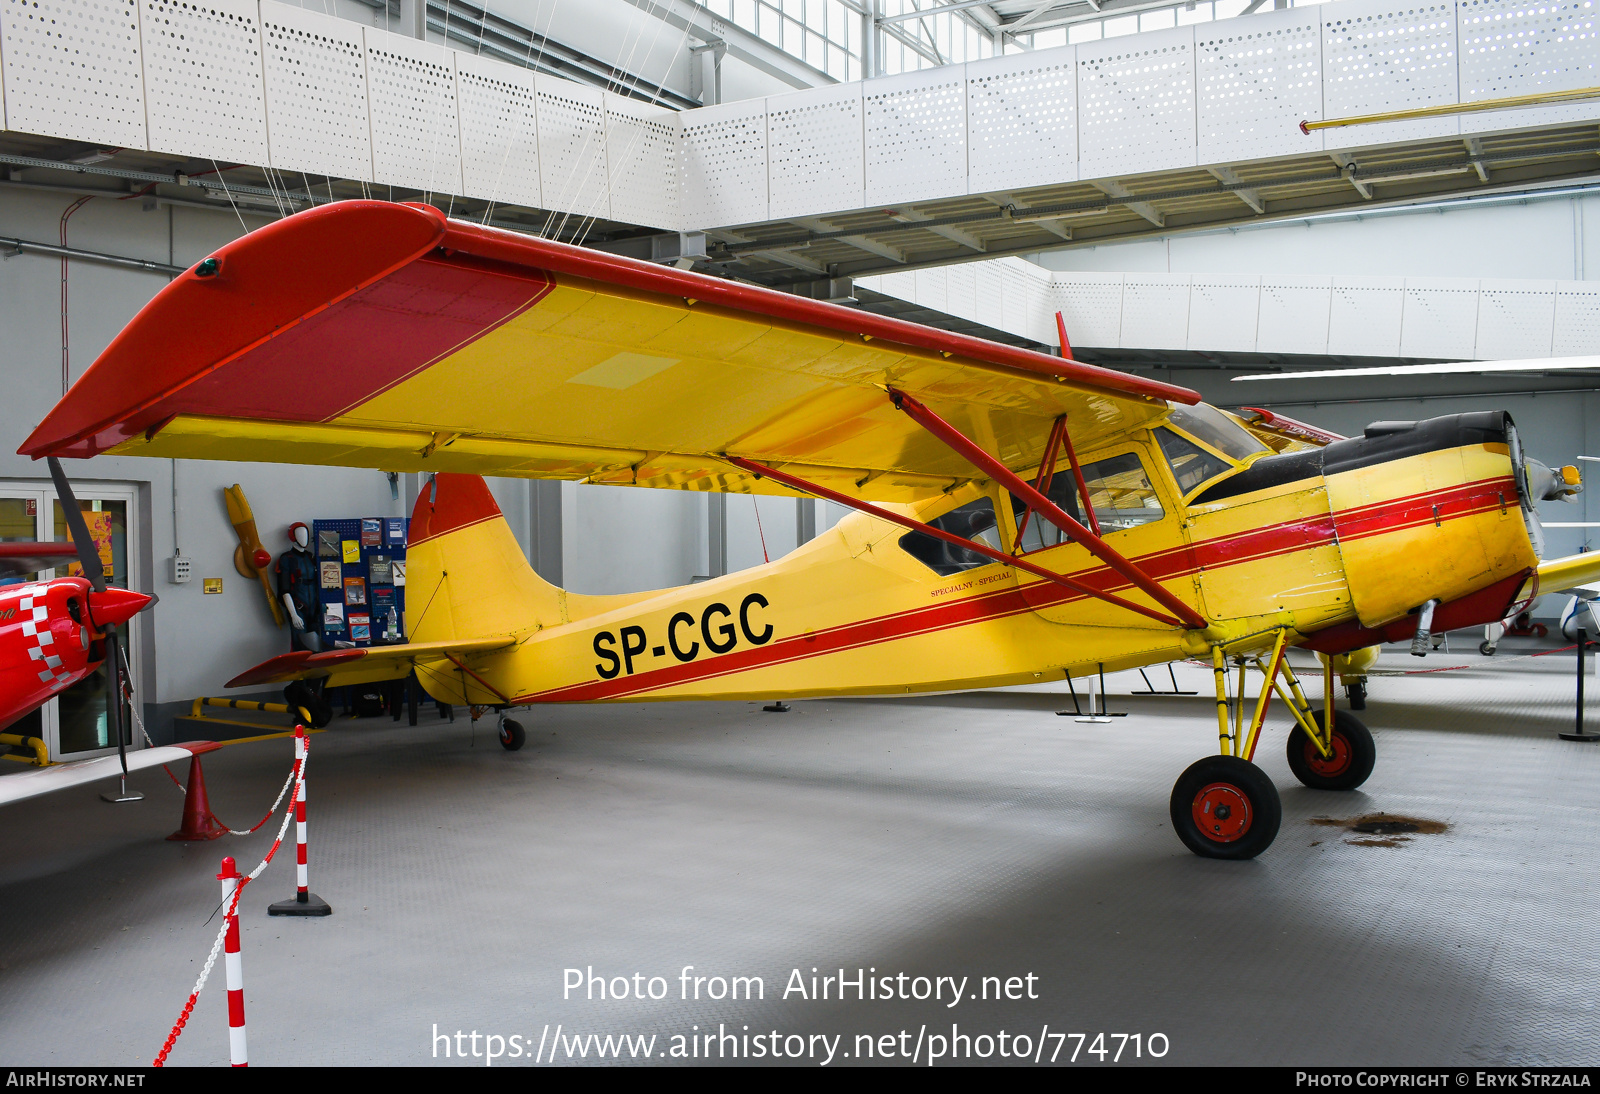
{"left": 320, "top": 561, "right": 342, "bottom": 589}
{"left": 344, "top": 576, "right": 366, "bottom": 606}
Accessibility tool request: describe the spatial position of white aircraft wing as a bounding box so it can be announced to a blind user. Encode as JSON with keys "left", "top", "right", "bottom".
{"left": 0, "top": 741, "right": 220, "bottom": 808}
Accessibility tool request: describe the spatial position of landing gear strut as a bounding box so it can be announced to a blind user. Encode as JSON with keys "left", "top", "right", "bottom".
{"left": 1172, "top": 632, "right": 1377, "bottom": 860}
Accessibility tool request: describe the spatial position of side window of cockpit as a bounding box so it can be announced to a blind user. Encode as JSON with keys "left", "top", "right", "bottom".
{"left": 899, "top": 497, "right": 1004, "bottom": 576}
{"left": 1156, "top": 428, "right": 1233, "bottom": 496}
{"left": 1012, "top": 451, "right": 1166, "bottom": 552}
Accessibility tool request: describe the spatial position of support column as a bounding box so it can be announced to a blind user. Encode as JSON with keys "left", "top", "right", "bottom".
{"left": 796, "top": 498, "right": 816, "bottom": 547}
{"left": 708, "top": 493, "right": 728, "bottom": 578}
{"left": 529, "top": 480, "right": 563, "bottom": 587}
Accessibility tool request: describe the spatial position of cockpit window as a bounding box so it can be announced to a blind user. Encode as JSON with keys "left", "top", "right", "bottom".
{"left": 1013, "top": 451, "right": 1166, "bottom": 553}
{"left": 1166, "top": 404, "right": 1268, "bottom": 462}
{"left": 901, "top": 451, "right": 1171, "bottom": 575}
{"left": 899, "top": 497, "right": 1004, "bottom": 576}
{"left": 1157, "top": 428, "right": 1234, "bottom": 495}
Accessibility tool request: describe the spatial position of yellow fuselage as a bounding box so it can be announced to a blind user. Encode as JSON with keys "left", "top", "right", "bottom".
{"left": 400, "top": 417, "right": 1537, "bottom": 708}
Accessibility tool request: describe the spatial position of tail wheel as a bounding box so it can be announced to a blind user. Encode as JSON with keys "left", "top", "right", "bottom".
{"left": 1170, "top": 756, "right": 1281, "bottom": 860}
{"left": 499, "top": 718, "right": 526, "bottom": 751}
{"left": 284, "top": 680, "right": 333, "bottom": 729}
{"left": 1286, "top": 709, "right": 1375, "bottom": 791}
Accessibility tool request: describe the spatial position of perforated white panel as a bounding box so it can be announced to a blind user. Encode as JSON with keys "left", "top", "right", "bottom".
{"left": 945, "top": 263, "right": 977, "bottom": 323}
{"left": 1322, "top": 0, "right": 1459, "bottom": 151}
{"left": 1553, "top": 280, "right": 1600, "bottom": 356}
{"left": 1196, "top": 9, "right": 1323, "bottom": 164}
{"left": 1121, "top": 274, "right": 1191, "bottom": 350}
{"left": 974, "top": 264, "right": 1003, "bottom": 329}
{"left": 260, "top": 1, "right": 370, "bottom": 182}
{"left": 767, "top": 82, "right": 864, "bottom": 219}
{"left": 965, "top": 46, "right": 1077, "bottom": 195}
{"left": 1257, "top": 277, "right": 1333, "bottom": 355}
{"left": 914, "top": 265, "right": 948, "bottom": 316}
{"left": 1398, "top": 277, "right": 1480, "bottom": 359}
{"left": 679, "top": 98, "right": 768, "bottom": 228}
{"left": 1053, "top": 274, "right": 1124, "bottom": 349}
{"left": 1077, "top": 27, "right": 1197, "bottom": 180}
{"left": 140, "top": 0, "right": 265, "bottom": 163}
{"left": 1, "top": 0, "right": 147, "bottom": 148}
{"left": 875, "top": 268, "right": 917, "bottom": 303}
{"left": 1457, "top": 0, "right": 1600, "bottom": 134}
{"left": 364, "top": 27, "right": 461, "bottom": 196}
{"left": 863, "top": 66, "right": 966, "bottom": 206}
{"left": 997, "top": 260, "right": 1037, "bottom": 339}
{"left": 536, "top": 74, "right": 608, "bottom": 222}
{"left": 1328, "top": 276, "right": 1405, "bottom": 356}
{"left": 605, "top": 92, "right": 678, "bottom": 230}
{"left": 1476, "top": 278, "right": 1556, "bottom": 358}
{"left": 455, "top": 50, "right": 539, "bottom": 210}
{"left": 1187, "top": 274, "right": 1260, "bottom": 353}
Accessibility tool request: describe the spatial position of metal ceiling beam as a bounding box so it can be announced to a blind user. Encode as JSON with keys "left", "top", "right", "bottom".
{"left": 1207, "top": 165, "right": 1264, "bottom": 214}
{"left": 881, "top": 0, "right": 1002, "bottom": 23}
{"left": 792, "top": 217, "right": 907, "bottom": 263}
{"left": 1090, "top": 179, "right": 1164, "bottom": 227}
{"left": 1330, "top": 152, "right": 1373, "bottom": 199}
{"left": 616, "top": 0, "right": 832, "bottom": 91}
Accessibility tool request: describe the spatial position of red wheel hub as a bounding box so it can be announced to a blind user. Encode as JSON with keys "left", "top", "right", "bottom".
{"left": 1305, "top": 729, "right": 1352, "bottom": 777}
{"left": 1192, "top": 782, "right": 1253, "bottom": 843}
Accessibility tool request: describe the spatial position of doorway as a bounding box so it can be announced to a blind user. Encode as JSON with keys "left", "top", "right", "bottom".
{"left": 0, "top": 481, "right": 141, "bottom": 762}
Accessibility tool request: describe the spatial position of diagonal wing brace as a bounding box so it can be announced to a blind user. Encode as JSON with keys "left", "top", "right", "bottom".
{"left": 888, "top": 389, "right": 1208, "bottom": 631}
{"left": 724, "top": 456, "right": 1188, "bottom": 628}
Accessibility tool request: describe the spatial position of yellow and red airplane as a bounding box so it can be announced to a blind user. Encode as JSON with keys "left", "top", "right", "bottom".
{"left": 20, "top": 200, "right": 1596, "bottom": 859}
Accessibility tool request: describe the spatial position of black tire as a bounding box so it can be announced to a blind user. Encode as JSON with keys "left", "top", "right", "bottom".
{"left": 1170, "top": 755, "right": 1281, "bottom": 860}
{"left": 1479, "top": 640, "right": 1496, "bottom": 656}
{"left": 499, "top": 718, "right": 526, "bottom": 751}
{"left": 1346, "top": 679, "right": 1367, "bottom": 710}
{"left": 1286, "top": 708, "right": 1375, "bottom": 791}
{"left": 284, "top": 680, "right": 333, "bottom": 729}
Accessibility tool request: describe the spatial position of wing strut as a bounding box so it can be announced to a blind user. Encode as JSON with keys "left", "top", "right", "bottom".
{"left": 723, "top": 456, "right": 1188, "bottom": 628}
{"left": 1012, "top": 414, "right": 1104, "bottom": 550}
{"left": 888, "top": 389, "right": 1208, "bottom": 631}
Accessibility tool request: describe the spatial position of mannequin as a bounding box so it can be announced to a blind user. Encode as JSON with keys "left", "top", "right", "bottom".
{"left": 275, "top": 522, "right": 321, "bottom": 653}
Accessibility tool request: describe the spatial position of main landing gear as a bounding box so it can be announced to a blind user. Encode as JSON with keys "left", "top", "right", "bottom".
{"left": 1171, "top": 633, "right": 1374, "bottom": 860}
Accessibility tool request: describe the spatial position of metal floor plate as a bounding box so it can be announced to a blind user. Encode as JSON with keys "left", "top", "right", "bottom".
{"left": 0, "top": 642, "right": 1595, "bottom": 1066}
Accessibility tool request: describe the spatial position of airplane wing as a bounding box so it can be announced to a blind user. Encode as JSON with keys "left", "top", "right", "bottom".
{"left": 226, "top": 636, "right": 517, "bottom": 689}
{"left": 1535, "top": 552, "right": 1600, "bottom": 596}
{"left": 19, "top": 201, "right": 1198, "bottom": 504}
{"left": 0, "top": 741, "right": 220, "bottom": 808}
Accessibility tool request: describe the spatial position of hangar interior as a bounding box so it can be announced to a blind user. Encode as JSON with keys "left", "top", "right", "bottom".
{"left": 1, "top": 0, "right": 1599, "bottom": 1068}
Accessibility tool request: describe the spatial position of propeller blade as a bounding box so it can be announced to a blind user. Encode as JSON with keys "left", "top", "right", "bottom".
{"left": 46, "top": 457, "right": 105, "bottom": 593}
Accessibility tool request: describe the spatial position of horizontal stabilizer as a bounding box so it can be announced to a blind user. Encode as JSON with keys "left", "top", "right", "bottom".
{"left": 0, "top": 741, "right": 220, "bottom": 808}
{"left": 226, "top": 637, "right": 517, "bottom": 689}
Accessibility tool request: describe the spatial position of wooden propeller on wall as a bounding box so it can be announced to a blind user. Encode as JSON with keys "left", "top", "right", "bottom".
{"left": 224, "top": 484, "right": 284, "bottom": 627}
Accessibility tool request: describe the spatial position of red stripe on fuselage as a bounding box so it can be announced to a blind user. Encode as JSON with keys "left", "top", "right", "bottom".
{"left": 516, "top": 475, "right": 1515, "bottom": 703}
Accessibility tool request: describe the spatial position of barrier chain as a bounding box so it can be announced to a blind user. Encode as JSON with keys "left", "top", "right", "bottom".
{"left": 152, "top": 736, "right": 309, "bottom": 1067}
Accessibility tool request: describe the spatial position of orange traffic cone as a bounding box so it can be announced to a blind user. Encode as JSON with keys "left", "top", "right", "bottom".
{"left": 166, "top": 755, "right": 226, "bottom": 841}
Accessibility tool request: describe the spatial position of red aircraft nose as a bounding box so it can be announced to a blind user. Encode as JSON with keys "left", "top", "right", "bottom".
{"left": 88, "top": 586, "right": 152, "bottom": 629}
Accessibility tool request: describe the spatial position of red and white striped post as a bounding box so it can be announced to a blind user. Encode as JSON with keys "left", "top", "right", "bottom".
{"left": 218, "top": 856, "right": 247, "bottom": 1067}
{"left": 269, "top": 727, "right": 332, "bottom": 916}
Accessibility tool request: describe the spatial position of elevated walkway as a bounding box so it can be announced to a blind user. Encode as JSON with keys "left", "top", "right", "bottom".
{"left": 0, "top": 0, "right": 1595, "bottom": 285}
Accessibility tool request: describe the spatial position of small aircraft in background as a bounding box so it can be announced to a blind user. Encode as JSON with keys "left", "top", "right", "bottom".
{"left": 0, "top": 461, "right": 213, "bottom": 807}
{"left": 22, "top": 200, "right": 1600, "bottom": 859}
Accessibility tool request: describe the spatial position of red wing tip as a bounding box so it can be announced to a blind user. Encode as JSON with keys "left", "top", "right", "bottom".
{"left": 172, "top": 741, "right": 223, "bottom": 756}
{"left": 226, "top": 647, "right": 368, "bottom": 688}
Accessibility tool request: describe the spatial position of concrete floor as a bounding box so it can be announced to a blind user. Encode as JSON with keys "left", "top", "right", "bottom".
{"left": 1, "top": 638, "right": 1597, "bottom": 1067}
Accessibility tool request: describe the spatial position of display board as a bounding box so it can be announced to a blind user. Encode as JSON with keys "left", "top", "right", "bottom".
{"left": 312, "top": 516, "right": 408, "bottom": 647}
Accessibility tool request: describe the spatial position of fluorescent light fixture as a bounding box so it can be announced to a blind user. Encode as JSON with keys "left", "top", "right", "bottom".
{"left": 1231, "top": 355, "right": 1600, "bottom": 381}
{"left": 1577, "top": 456, "right": 1600, "bottom": 463}
{"left": 1543, "top": 523, "right": 1600, "bottom": 528}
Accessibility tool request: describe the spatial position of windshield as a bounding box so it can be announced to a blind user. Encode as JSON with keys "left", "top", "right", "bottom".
{"left": 1157, "top": 428, "right": 1233, "bottom": 496}
{"left": 1166, "top": 404, "right": 1268, "bottom": 462}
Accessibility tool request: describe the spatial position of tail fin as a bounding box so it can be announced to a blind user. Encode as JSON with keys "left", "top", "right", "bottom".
{"left": 405, "top": 474, "right": 564, "bottom": 643}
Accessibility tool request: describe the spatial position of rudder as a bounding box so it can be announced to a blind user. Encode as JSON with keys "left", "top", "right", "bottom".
{"left": 405, "top": 474, "right": 565, "bottom": 644}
